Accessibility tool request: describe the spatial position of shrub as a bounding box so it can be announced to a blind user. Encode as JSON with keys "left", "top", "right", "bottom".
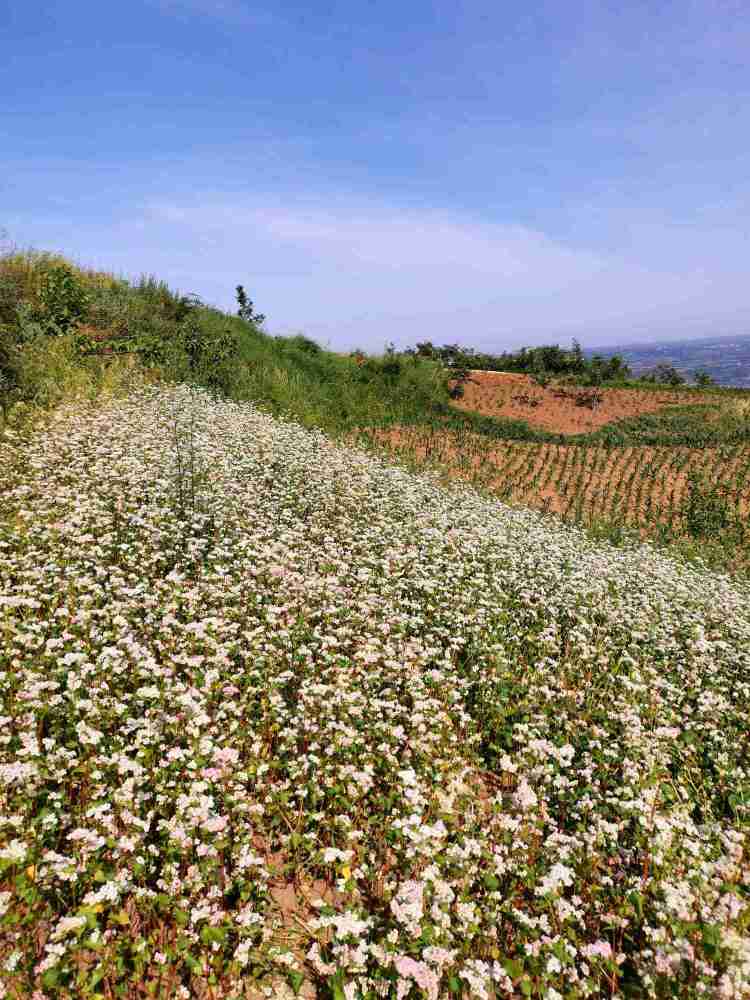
{"left": 643, "top": 363, "right": 686, "bottom": 387}
{"left": 682, "top": 473, "right": 734, "bottom": 539}
{"left": 449, "top": 362, "right": 475, "bottom": 399}
{"left": 357, "top": 354, "right": 404, "bottom": 384}
{"left": 285, "top": 334, "right": 322, "bottom": 355}
{"left": 0, "top": 323, "right": 15, "bottom": 386}
{"left": 6, "top": 332, "right": 94, "bottom": 410}
{"left": 178, "top": 315, "right": 241, "bottom": 393}
{"left": 37, "top": 263, "right": 90, "bottom": 335}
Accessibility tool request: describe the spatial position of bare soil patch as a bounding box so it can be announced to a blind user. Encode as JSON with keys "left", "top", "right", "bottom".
{"left": 451, "top": 371, "right": 696, "bottom": 435}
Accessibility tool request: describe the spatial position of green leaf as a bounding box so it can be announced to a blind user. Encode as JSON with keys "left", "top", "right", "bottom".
{"left": 520, "top": 978, "right": 533, "bottom": 996}
{"left": 552, "top": 939, "right": 568, "bottom": 963}
{"left": 42, "top": 968, "right": 60, "bottom": 988}
{"left": 90, "top": 966, "right": 106, "bottom": 989}
{"left": 329, "top": 969, "right": 346, "bottom": 1000}
{"left": 628, "top": 891, "right": 644, "bottom": 918}
{"left": 184, "top": 953, "right": 201, "bottom": 973}
{"left": 701, "top": 924, "right": 722, "bottom": 959}
{"left": 200, "top": 925, "right": 226, "bottom": 945}
{"left": 288, "top": 971, "right": 304, "bottom": 995}
{"left": 503, "top": 959, "right": 524, "bottom": 980}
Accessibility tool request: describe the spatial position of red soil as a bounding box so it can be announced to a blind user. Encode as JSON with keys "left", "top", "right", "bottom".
{"left": 451, "top": 371, "right": 696, "bottom": 435}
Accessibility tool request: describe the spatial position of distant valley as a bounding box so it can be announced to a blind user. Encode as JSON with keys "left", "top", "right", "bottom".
{"left": 589, "top": 333, "right": 750, "bottom": 387}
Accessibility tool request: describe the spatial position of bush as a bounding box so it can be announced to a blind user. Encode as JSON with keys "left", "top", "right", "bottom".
{"left": 0, "top": 249, "right": 62, "bottom": 327}
{"left": 285, "top": 334, "right": 321, "bottom": 355}
{"left": 643, "top": 363, "right": 686, "bottom": 387}
{"left": 404, "top": 340, "right": 632, "bottom": 384}
{"left": 355, "top": 354, "right": 404, "bottom": 384}
{"left": 0, "top": 323, "right": 15, "bottom": 386}
{"left": 682, "top": 473, "right": 735, "bottom": 539}
{"left": 175, "top": 313, "right": 241, "bottom": 394}
{"left": 37, "top": 263, "right": 90, "bottom": 335}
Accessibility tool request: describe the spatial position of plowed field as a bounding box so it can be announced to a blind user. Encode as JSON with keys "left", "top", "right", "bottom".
{"left": 451, "top": 371, "right": 696, "bottom": 434}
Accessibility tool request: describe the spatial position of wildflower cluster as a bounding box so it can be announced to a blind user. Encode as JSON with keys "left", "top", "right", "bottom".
{"left": 0, "top": 387, "right": 749, "bottom": 998}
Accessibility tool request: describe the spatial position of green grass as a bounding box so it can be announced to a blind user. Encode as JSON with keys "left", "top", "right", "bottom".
{"left": 583, "top": 400, "right": 750, "bottom": 446}
{"left": 0, "top": 248, "right": 452, "bottom": 436}
{"left": 426, "top": 396, "right": 750, "bottom": 447}
{"left": 229, "top": 321, "right": 452, "bottom": 432}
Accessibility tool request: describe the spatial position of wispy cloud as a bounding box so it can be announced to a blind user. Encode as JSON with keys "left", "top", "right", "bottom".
{"left": 6, "top": 0, "right": 748, "bottom": 352}
{"left": 141, "top": 193, "right": 750, "bottom": 350}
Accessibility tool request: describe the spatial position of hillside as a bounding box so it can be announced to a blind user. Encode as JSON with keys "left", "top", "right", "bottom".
{"left": 363, "top": 371, "right": 750, "bottom": 572}
{"left": 450, "top": 372, "right": 699, "bottom": 436}
{"left": 0, "top": 249, "right": 451, "bottom": 437}
{"left": 1, "top": 386, "right": 749, "bottom": 999}
{"left": 1, "top": 251, "right": 750, "bottom": 996}
{"left": 2, "top": 249, "right": 750, "bottom": 577}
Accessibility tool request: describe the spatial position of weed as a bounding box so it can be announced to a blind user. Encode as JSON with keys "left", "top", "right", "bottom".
{"left": 37, "top": 263, "right": 90, "bottom": 335}
{"left": 682, "top": 473, "right": 740, "bottom": 539}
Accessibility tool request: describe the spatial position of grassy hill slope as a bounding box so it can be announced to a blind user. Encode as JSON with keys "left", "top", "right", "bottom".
{"left": 0, "top": 248, "right": 451, "bottom": 436}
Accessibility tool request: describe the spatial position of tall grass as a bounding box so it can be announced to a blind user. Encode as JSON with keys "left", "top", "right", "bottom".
{"left": 0, "top": 246, "right": 452, "bottom": 437}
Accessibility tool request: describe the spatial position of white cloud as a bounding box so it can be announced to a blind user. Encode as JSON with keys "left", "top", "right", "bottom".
{"left": 141, "top": 193, "right": 749, "bottom": 350}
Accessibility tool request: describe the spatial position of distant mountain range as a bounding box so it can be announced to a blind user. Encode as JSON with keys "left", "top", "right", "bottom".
{"left": 586, "top": 333, "right": 750, "bottom": 388}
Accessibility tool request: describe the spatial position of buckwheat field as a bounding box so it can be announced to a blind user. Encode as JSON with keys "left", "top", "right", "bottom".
{"left": 1, "top": 386, "right": 749, "bottom": 1000}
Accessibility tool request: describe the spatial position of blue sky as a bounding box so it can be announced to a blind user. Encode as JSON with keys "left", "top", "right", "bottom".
{"left": 2, "top": 0, "right": 749, "bottom": 351}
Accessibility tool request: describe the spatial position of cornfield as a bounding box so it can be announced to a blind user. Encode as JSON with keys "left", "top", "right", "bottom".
{"left": 367, "top": 425, "right": 750, "bottom": 539}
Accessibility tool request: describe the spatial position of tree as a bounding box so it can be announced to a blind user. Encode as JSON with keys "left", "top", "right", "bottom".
{"left": 599, "top": 354, "right": 630, "bottom": 382}
{"left": 569, "top": 339, "right": 586, "bottom": 374}
{"left": 694, "top": 369, "right": 716, "bottom": 388}
{"left": 414, "top": 341, "right": 436, "bottom": 358}
{"left": 644, "top": 363, "right": 685, "bottom": 387}
{"left": 235, "top": 285, "right": 265, "bottom": 327}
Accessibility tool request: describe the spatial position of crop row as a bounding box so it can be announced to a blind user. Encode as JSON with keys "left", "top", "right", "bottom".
{"left": 366, "top": 426, "right": 750, "bottom": 538}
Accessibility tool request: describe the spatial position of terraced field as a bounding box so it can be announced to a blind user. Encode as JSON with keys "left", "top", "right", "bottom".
{"left": 369, "top": 425, "right": 750, "bottom": 536}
